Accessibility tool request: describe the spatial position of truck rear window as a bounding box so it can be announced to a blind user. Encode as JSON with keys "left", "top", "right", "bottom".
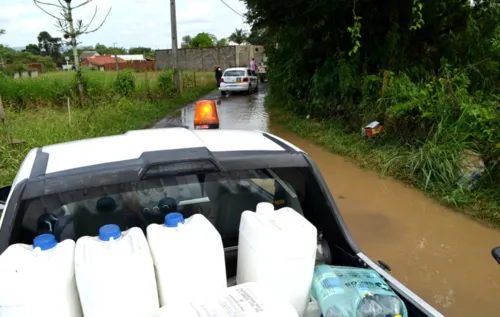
{"left": 14, "top": 168, "right": 305, "bottom": 248}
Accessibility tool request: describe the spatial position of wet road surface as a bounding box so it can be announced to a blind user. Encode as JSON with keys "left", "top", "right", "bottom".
{"left": 155, "top": 84, "right": 500, "bottom": 316}
{"left": 152, "top": 85, "right": 269, "bottom": 130}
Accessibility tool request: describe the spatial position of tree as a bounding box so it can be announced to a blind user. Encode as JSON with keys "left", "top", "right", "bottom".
{"left": 191, "top": 32, "right": 215, "bottom": 48}
{"left": 247, "top": 26, "right": 266, "bottom": 45}
{"left": 228, "top": 29, "right": 248, "bottom": 45}
{"left": 216, "top": 38, "right": 229, "bottom": 47}
{"left": 240, "top": 0, "right": 500, "bottom": 121}
{"left": 94, "top": 43, "right": 127, "bottom": 55}
{"left": 33, "top": 0, "right": 112, "bottom": 105}
{"left": 108, "top": 46, "right": 127, "bottom": 55}
{"left": 0, "top": 45, "right": 57, "bottom": 71}
{"left": 129, "top": 47, "right": 152, "bottom": 55}
{"left": 24, "top": 44, "right": 41, "bottom": 55}
{"left": 94, "top": 42, "right": 107, "bottom": 55}
{"left": 0, "top": 29, "right": 4, "bottom": 36}
{"left": 209, "top": 34, "right": 218, "bottom": 45}
{"left": 181, "top": 35, "right": 192, "bottom": 48}
{"left": 37, "top": 31, "right": 62, "bottom": 64}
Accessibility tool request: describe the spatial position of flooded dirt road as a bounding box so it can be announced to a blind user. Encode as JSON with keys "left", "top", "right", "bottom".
{"left": 152, "top": 86, "right": 269, "bottom": 130}
{"left": 157, "top": 85, "right": 500, "bottom": 316}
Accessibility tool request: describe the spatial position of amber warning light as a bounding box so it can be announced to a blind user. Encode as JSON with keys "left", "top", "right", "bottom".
{"left": 194, "top": 100, "right": 220, "bottom": 129}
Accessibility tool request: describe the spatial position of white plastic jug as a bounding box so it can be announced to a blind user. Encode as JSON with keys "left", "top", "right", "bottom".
{"left": 159, "top": 282, "right": 298, "bottom": 317}
{"left": 0, "top": 234, "right": 82, "bottom": 317}
{"left": 304, "top": 297, "right": 321, "bottom": 317}
{"left": 147, "top": 212, "right": 227, "bottom": 306}
{"left": 75, "top": 225, "right": 159, "bottom": 317}
{"left": 237, "top": 203, "right": 318, "bottom": 317}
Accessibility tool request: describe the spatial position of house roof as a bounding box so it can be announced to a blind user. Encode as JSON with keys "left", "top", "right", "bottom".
{"left": 83, "top": 55, "right": 126, "bottom": 66}
{"left": 80, "top": 51, "right": 99, "bottom": 59}
{"left": 115, "top": 54, "right": 145, "bottom": 61}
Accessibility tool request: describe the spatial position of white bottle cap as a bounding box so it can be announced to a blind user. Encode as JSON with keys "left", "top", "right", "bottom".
{"left": 256, "top": 202, "right": 274, "bottom": 214}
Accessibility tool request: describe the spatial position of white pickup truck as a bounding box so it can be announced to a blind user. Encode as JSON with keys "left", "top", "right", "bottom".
{"left": 0, "top": 101, "right": 443, "bottom": 317}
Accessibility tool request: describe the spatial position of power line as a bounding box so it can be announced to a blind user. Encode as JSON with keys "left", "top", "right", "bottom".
{"left": 219, "top": 0, "right": 244, "bottom": 17}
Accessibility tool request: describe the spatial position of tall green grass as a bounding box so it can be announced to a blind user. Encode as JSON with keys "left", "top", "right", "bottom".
{"left": 267, "top": 96, "right": 500, "bottom": 227}
{"left": 0, "top": 69, "right": 214, "bottom": 108}
{"left": 0, "top": 70, "right": 216, "bottom": 186}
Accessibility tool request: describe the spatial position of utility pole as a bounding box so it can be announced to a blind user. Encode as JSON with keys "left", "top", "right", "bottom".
{"left": 113, "top": 42, "right": 119, "bottom": 72}
{"left": 170, "top": 0, "right": 180, "bottom": 91}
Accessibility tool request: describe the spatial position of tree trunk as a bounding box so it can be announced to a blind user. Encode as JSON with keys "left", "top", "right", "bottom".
{"left": 66, "top": 1, "right": 85, "bottom": 105}
{"left": 145, "top": 61, "right": 150, "bottom": 99}
{"left": 114, "top": 54, "right": 119, "bottom": 73}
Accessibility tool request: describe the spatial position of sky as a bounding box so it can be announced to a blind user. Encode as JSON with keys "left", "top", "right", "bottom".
{"left": 0, "top": 0, "right": 249, "bottom": 49}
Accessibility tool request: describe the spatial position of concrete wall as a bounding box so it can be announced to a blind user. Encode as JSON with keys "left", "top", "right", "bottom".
{"left": 155, "top": 45, "right": 265, "bottom": 71}
{"left": 13, "top": 70, "right": 39, "bottom": 79}
{"left": 235, "top": 45, "right": 266, "bottom": 67}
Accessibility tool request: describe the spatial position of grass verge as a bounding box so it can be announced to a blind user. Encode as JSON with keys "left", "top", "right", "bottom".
{"left": 267, "top": 98, "right": 500, "bottom": 228}
{"left": 0, "top": 85, "right": 215, "bottom": 187}
{"left": 0, "top": 69, "right": 214, "bottom": 108}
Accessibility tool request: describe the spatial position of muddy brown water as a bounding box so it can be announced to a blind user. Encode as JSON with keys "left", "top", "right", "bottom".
{"left": 158, "top": 85, "right": 500, "bottom": 316}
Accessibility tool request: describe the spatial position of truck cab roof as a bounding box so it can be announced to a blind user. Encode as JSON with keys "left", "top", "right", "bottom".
{"left": 11, "top": 128, "right": 301, "bottom": 190}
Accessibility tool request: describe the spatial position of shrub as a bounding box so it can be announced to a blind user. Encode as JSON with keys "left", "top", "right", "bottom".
{"left": 114, "top": 70, "right": 136, "bottom": 96}
{"left": 157, "top": 70, "right": 175, "bottom": 97}
{"left": 181, "top": 72, "right": 195, "bottom": 90}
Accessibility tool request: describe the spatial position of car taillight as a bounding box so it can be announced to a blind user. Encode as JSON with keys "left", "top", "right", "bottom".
{"left": 221, "top": 78, "right": 224, "bottom": 82}
{"left": 243, "top": 77, "right": 248, "bottom": 82}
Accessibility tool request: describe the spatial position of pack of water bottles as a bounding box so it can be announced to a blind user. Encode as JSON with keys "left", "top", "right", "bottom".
{"left": 311, "top": 265, "right": 408, "bottom": 317}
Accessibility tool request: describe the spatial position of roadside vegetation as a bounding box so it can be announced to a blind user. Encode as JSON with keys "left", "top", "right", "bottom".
{"left": 0, "top": 3, "right": 219, "bottom": 188}
{"left": 0, "top": 69, "right": 215, "bottom": 187}
{"left": 244, "top": 0, "right": 500, "bottom": 226}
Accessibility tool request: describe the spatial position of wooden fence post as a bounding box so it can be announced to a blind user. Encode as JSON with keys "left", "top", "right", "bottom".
{"left": 67, "top": 85, "right": 72, "bottom": 126}
{"left": 145, "top": 67, "right": 151, "bottom": 99}
{"left": 144, "top": 52, "right": 151, "bottom": 99}
{"left": 114, "top": 54, "right": 120, "bottom": 74}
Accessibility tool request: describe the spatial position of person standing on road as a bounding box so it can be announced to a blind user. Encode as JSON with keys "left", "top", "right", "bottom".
{"left": 250, "top": 58, "right": 256, "bottom": 75}
{"left": 215, "top": 64, "right": 222, "bottom": 88}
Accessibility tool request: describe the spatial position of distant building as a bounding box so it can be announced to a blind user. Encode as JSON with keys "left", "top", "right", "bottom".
{"left": 114, "top": 54, "right": 146, "bottom": 62}
{"left": 80, "top": 51, "right": 100, "bottom": 61}
{"left": 81, "top": 55, "right": 126, "bottom": 70}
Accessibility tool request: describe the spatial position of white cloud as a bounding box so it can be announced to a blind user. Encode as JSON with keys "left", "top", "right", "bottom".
{"left": 0, "top": 0, "right": 248, "bottom": 49}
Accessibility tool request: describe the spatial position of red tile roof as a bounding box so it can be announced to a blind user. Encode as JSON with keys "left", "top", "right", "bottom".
{"left": 81, "top": 56, "right": 126, "bottom": 66}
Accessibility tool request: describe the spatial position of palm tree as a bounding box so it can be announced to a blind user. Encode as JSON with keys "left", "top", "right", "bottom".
{"left": 228, "top": 29, "right": 248, "bottom": 45}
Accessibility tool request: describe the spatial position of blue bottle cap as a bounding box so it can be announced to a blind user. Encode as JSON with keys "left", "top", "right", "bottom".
{"left": 98, "top": 224, "right": 121, "bottom": 241}
{"left": 33, "top": 233, "right": 57, "bottom": 251}
{"left": 165, "top": 212, "right": 185, "bottom": 227}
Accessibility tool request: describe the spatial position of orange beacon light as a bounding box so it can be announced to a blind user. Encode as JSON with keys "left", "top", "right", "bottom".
{"left": 194, "top": 100, "right": 220, "bottom": 129}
